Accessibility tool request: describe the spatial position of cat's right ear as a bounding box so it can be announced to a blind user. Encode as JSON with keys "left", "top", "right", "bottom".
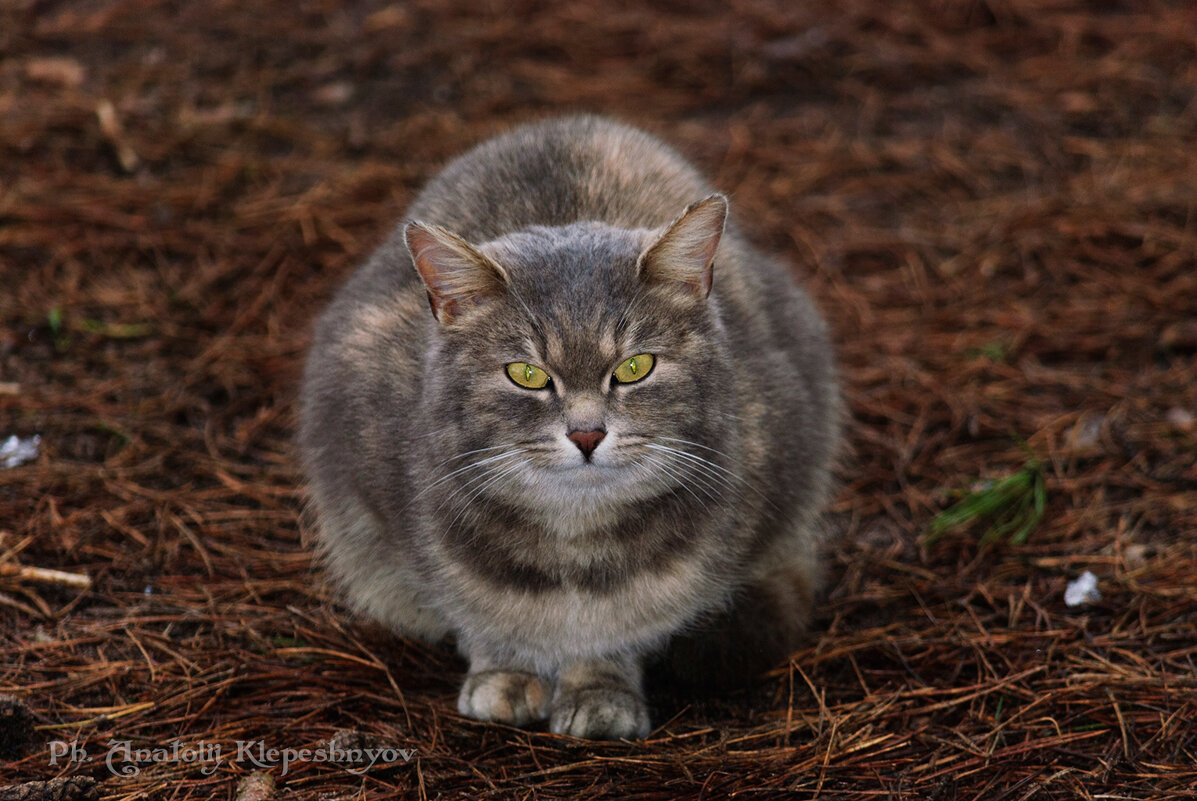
{"left": 404, "top": 223, "right": 509, "bottom": 325}
{"left": 637, "top": 194, "right": 727, "bottom": 299}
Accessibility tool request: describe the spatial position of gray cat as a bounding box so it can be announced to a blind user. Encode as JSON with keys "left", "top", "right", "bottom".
{"left": 299, "top": 116, "right": 840, "bottom": 739}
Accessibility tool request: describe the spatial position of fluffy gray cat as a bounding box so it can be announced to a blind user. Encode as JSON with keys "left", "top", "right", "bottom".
{"left": 299, "top": 116, "right": 840, "bottom": 739}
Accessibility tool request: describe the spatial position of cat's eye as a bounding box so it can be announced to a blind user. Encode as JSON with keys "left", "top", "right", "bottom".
{"left": 612, "top": 354, "right": 655, "bottom": 384}
{"left": 506, "top": 362, "right": 551, "bottom": 389}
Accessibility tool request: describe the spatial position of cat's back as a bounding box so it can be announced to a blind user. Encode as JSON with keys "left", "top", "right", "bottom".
{"left": 407, "top": 115, "right": 714, "bottom": 240}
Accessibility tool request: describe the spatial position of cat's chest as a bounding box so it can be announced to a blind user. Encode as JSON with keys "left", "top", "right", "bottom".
{"left": 437, "top": 541, "right": 720, "bottom": 660}
{"left": 435, "top": 496, "right": 719, "bottom": 593}
{"left": 426, "top": 507, "right": 737, "bottom": 657}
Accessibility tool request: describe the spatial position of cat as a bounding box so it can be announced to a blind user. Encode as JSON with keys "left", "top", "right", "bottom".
{"left": 298, "top": 115, "right": 841, "bottom": 739}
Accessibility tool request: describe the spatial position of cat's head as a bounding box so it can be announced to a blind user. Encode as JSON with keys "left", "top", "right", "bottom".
{"left": 405, "top": 196, "right": 736, "bottom": 530}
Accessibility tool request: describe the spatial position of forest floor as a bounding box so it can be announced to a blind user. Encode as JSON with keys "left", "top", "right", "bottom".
{"left": 1, "top": 1, "right": 1195, "bottom": 799}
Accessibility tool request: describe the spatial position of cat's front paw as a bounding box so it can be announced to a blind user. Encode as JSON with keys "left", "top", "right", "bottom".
{"left": 549, "top": 685, "right": 650, "bottom": 740}
{"left": 458, "top": 669, "right": 552, "bottom": 726}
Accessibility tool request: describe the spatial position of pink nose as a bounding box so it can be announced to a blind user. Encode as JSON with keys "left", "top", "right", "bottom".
{"left": 567, "top": 428, "right": 606, "bottom": 459}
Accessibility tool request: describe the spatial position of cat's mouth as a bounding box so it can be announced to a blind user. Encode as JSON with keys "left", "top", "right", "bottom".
{"left": 554, "top": 459, "right": 631, "bottom": 479}
{"left": 516, "top": 455, "right": 664, "bottom": 500}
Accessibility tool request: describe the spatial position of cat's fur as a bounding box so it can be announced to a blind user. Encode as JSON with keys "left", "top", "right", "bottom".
{"left": 299, "top": 116, "right": 840, "bottom": 739}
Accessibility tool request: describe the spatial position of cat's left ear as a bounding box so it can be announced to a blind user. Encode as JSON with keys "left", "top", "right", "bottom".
{"left": 637, "top": 194, "right": 727, "bottom": 298}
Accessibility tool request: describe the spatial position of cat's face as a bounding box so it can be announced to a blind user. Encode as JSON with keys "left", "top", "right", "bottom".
{"left": 409, "top": 200, "right": 734, "bottom": 529}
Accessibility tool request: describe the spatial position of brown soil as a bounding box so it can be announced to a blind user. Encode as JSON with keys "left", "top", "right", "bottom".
{"left": 2, "top": 1, "right": 1194, "bottom": 798}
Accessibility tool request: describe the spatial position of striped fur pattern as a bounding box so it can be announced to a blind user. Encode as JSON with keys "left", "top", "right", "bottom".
{"left": 299, "top": 116, "right": 840, "bottom": 739}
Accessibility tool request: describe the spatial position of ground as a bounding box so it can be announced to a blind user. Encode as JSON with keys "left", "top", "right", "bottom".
{"left": 1, "top": 1, "right": 1195, "bottom": 799}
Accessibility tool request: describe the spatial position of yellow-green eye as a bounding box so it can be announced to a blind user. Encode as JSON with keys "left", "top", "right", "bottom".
{"left": 613, "top": 354, "right": 655, "bottom": 384}
{"left": 506, "top": 362, "right": 550, "bottom": 389}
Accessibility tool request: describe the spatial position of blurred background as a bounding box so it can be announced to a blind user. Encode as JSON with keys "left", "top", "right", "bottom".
{"left": 1, "top": 1, "right": 1195, "bottom": 798}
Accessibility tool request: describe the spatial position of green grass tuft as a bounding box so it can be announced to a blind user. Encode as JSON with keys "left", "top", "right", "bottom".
{"left": 925, "top": 457, "right": 1046, "bottom": 546}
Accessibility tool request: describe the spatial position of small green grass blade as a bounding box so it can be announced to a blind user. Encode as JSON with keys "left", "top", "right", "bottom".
{"left": 925, "top": 458, "right": 1046, "bottom": 546}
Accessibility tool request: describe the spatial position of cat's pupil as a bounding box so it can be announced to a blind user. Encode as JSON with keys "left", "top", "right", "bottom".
{"left": 629, "top": 359, "right": 638, "bottom": 375}
{"left": 525, "top": 364, "right": 534, "bottom": 382}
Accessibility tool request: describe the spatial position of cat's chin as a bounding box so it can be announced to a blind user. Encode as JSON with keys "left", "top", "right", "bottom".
{"left": 510, "top": 462, "right": 667, "bottom": 520}
{"left": 522, "top": 468, "right": 662, "bottom": 538}
{"left": 548, "top": 462, "right": 650, "bottom": 492}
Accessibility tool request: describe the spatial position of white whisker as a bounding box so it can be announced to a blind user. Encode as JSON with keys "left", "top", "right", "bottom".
{"left": 643, "top": 451, "right": 726, "bottom": 503}
{"left": 443, "top": 458, "right": 529, "bottom": 531}
{"left": 437, "top": 443, "right": 517, "bottom": 467}
{"left": 654, "top": 436, "right": 746, "bottom": 466}
{"left": 645, "top": 441, "right": 778, "bottom": 510}
{"left": 434, "top": 454, "right": 525, "bottom": 513}
{"left": 407, "top": 423, "right": 458, "bottom": 441}
{"left": 639, "top": 453, "right": 712, "bottom": 510}
{"left": 508, "top": 284, "right": 546, "bottom": 339}
{"left": 405, "top": 448, "right": 526, "bottom": 511}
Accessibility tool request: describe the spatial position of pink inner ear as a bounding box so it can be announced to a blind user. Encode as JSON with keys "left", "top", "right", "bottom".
{"left": 640, "top": 195, "right": 727, "bottom": 296}
{"left": 695, "top": 259, "right": 714, "bottom": 295}
{"left": 407, "top": 229, "right": 456, "bottom": 296}
{"left": 404, "top": 223, "right": 507, "bottom": 323}
{"left": 405, "top": 227, "right": 456, "bottom": 320}
{"left": 423, "top": 287, "right": 456, "bottom": 320}
{"left": 690, "top": 224, "right": 721, "bottom": 294}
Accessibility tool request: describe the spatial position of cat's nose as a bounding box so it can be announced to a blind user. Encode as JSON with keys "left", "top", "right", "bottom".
{"left": 567, "top": 428, "right": 606, "bottom": 459}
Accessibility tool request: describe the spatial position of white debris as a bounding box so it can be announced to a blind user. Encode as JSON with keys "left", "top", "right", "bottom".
{"left": 1165, "top": 406, "right": 1194, "bottom": 429}
{"left": 1065, "top": 570, "right": 1101, "bottom": 607}
{"left": 0, "top": 434, "right": 40, "bottom": 468}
